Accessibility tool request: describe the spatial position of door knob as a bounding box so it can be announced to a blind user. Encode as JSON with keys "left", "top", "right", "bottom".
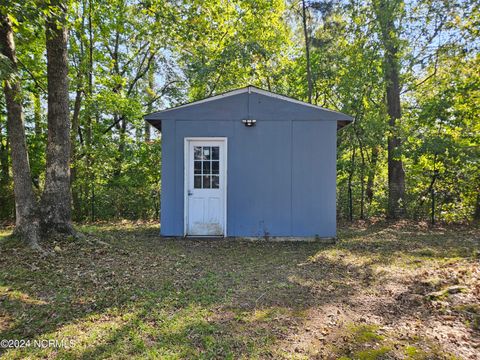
{"left": 188, "top": 190, "right": 193, "bottom": 196}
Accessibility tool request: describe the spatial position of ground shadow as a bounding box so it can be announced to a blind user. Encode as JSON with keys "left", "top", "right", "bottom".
{"left": 0, "top": 223, "right": 478, "bottom": 358}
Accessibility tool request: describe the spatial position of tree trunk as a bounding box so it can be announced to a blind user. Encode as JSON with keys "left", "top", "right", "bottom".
{"left": 301, "top": 0, "right": 313, "bottom": 103}
{"left": 112, "top": 114, "right": 126, "bottom": 178}
{"left": 386, "top": 81, "right": 406, "bottom": 219}
{"left": 0, "top": 119, "right": 13, "bottom": 220}
{"left": 376, "top": 0, "right": 406, "bottom": 219}
{"left": 0, "top": 123, "right": 9, "bottom": 189}
{"left": 0, "top": 14, "right": 41, "bottom": 246}
{"left": 33, "top": 90, "right": 42, "bottom": 136}
{"left": 348, "top": 147, "right": 356, "bottom": 221}
{"left": 31, "top": 89, "right": 43, "bottom": 188}
{"left": 359, "top": 147, "right": 365, "bottom": 220}
{"left": 145, "top": 66, "right": 154, "bottom": 142}
{"left": 70, "top": 84, "right": 82, "bottom": 220}
{"left": 145, "top": 120, "right": 151, "bottom": 142}
{"left": 366, "top": 146, "right": 379, "bottom": 204}
{"left": 86, "top": 0, "right": 95, "bottom": 222}
{"left": 41, "top": 2, "right": 75, "bottom": 235}
{"left": 473, "top": 176, "right": 480, "bottom": 222}
{"left": 474, "top": 195, "right": 480, "bottom": 222}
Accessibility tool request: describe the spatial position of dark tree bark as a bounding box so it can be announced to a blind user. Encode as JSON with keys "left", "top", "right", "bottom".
{"left": 348, "top": 146, "right": 356, "bottom": 221}
{"left": 0, "top": 122, "right": 9, "bottom": 181}
{"left": 301, "top": 0, "right": 313, "bottom": 103}
{"left": 0, "top": 14, "right": 41, "bottom": 246}
{"left": 359, "top": 146, "right": 366, "bottom": 220}
{"left": 352, "top": 121, "right": 366, "bottom": 219}
{"left": 474, "top": 195, "right": 480, "bottom": 222}
{"left": 144, "top": 119, "right": 151, "bottom": 142}
{"left": 145, "top": 66, "right": 154, "bottom": 142}
{"left": 33, "top": 90, "right": 42, "bottom": 136}
{"left": 70, "top": 81, "right": 82, "bottom": 219}
{"left": 385, "top": 64, "right": 406, "bottom": 219}
{"left": 41, "top": 2, "right": 75, "bottom": 235}
{"left": 70, "top": 74, "right": 82, "bottom": 172}
{"left": 0, "top": 120, "right": 13, "bottom": 220}
{"left": 375, "top": 0, "right": 406, "bottom": 219}
{"left": 473, "top": 176, "right": 480, "bottom": 222}
{"left": 31, "top": 88, "right": 43, "bottom": 188}
{"left": 86, "top": 0, "right": 95, "bottom": 222}
{"left": 366, "top": 146, "right": 379, "bottom": 204}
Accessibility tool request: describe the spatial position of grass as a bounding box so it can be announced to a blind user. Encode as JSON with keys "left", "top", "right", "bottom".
{"left": 0, "top": 221, "right": 478, "bottom": 359}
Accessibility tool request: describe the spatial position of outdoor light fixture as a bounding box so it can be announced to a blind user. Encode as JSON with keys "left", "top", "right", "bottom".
{"left": 242, "top": 119, "right": 257, "bottom": 127}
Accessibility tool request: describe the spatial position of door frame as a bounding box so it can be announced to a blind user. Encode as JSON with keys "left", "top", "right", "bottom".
{"left": 184, "top": 137, "right": 228, "bottom": 237}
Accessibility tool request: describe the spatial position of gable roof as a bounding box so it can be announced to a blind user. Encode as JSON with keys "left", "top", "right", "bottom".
{"left": 145, "top": 85, "right": 353, "bottom": 130}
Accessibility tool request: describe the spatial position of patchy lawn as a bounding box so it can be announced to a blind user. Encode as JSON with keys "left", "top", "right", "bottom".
{"left": 0, "top": 222, "right": 479, "bottom": 359}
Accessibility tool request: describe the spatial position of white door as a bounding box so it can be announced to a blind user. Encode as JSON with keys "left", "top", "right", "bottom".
{"left": 185, "top": 139, "right": 226, "bottom": 236}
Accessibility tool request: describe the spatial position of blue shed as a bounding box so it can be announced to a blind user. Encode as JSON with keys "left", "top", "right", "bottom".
{"left": 145, "top": 86, "right": 353, "bottom": 239}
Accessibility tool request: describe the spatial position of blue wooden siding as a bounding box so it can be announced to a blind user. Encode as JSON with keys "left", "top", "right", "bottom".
{"left": 292, "top": 121, "right": 337, "bottom": 236}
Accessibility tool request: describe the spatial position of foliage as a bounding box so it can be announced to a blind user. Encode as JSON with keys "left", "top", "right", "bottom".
{"left": 176, "top": 0, "right": 293, "bottom": 99}
{"left": 0, "top": 0, "right": 478, "bottom": 223}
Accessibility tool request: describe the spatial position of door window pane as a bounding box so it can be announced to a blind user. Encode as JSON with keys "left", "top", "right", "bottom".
{"left": 212, "top": 161, "right": 219, "bottom": 174}
{"left": 203, "top": 175, "right": 211, "bottom": 188}
{"left": 211, "top": 175, "right": 219, "bottom": 188}
{"left": 194, "top": 161, "right": 202, "bottom": 174}
{"left": 203, "top": 147, "right": 211, "bottom": 160}
{"left": 202, "top": 161, "right": 211, "bottom": 174}
{"left": 194, "top": 147, "right": 202, "bottom": 160}
{"left": 212, "top": 147, "right": 219, "bottom": 160}
{"left": 194, "top": 176, "right": 202, "bottom": 188}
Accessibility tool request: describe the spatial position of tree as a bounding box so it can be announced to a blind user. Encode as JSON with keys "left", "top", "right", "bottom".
{"left": 40, "top": 1, "right": 75, "bottom": 235}
{"left": 300, "top": 0, "right": 312, "bottom": 103}
{"left": 406, "top": 50, "right": 480, "bottom": 223}
{"left": 475, "top": 185, "right": 480, "bottom": 222}
{"left": 0, "top": 12, "right": 41, "bottom": 246}
{"left": 55, "top": 0, "right": 178, "bottom": 221}
{"left": 178, "top": 0, "right": 292, "bottom": 99}
{"left": 0, "top": 92, "right": 12, "bottom": 220}
{"left": 0, "top": 0, "right": 478, "bottom": 227}
{"left": 373, "top": 0, "right": 406, "bottom": 219}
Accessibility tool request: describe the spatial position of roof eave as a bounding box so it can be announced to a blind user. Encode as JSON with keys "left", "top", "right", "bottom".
{"left": 337, "top": 119, "right": 353, "bottom": 130}
{"left": 145, "top": 117, "right": 352, "bottom": 132}
{"left": 143, "top": 86, "right": 354, "bottom": 119}
{"left": 146, "top": 118, "right": 162, "bottom": 131}
{"left": 143, "top": 85, "right": 355, "bottom": 131}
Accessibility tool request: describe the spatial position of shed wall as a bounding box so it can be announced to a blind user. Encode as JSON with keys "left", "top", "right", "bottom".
{"left": 292, "top": 121, "right": 336, "bottom": 237}
{"left": 160, "top": 118, "right": 337, "bottom": 237}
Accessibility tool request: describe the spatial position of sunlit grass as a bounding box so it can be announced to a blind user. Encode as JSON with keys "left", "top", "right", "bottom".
{"left": 0, "top": 229, "right": 12, "bottom": 241}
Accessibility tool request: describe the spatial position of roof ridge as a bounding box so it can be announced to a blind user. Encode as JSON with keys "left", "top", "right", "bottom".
{"left": 144, "top": 85, "right": 353, "bottom": 122}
